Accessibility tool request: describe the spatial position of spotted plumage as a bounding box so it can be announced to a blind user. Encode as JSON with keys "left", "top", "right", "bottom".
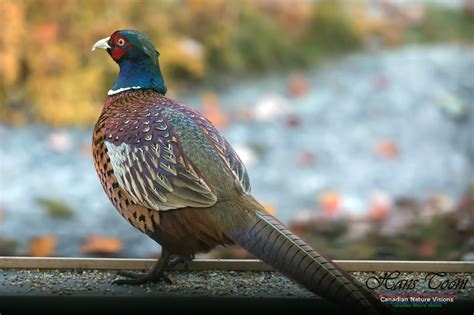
{"left": 91, "top": 30, "right": 393, "bottom": 315}
{"left": 92, "top": 90, "right": 245, "bottom": 243}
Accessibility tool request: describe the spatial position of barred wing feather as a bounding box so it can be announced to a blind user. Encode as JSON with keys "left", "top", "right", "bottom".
{"left": 106, "top": 139, "right": 217, "bottom": 211}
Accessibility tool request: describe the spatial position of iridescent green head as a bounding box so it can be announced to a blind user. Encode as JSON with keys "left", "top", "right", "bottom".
{"left": 93, "top": 30, "right": 167, "bottom": 95}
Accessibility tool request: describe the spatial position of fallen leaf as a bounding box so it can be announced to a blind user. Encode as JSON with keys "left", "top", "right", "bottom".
{"left": 418, "top": 242, "right": 436, "bottom": 258}
{"left": 375, "top": 139, "right": 398, "bottom": 159}
{"left": 296, "top": 150, "right": 316, "bottom": 166}
{"left": 369, "top": 203, "right": 389, "bottom": 220}
{"left": 201, "top": 91, "right": 228, "bottom": 128}
{"left": 287, "top": 74, "right": 309, "bottom": 97}
{"left": 373, "top": 75, "right": 390, "bottom": 90}
{"left": 27, "top": 234, "right": 57, "bottom": 257}
{"left": 369, "top": 191, "right": 391, "bottom": 220}
{"left": 80, "top": 235, "right": 123, "bottom": 255}
{"left": 319, "top": 191, "right": 342, "bottom": 215}
{"left": 285, "top": 114, "right": 302, "bottom": 128}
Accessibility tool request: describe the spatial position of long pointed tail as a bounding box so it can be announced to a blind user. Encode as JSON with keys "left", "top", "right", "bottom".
{"left": 228, "top": 208, "right": 393, "bottom": 315}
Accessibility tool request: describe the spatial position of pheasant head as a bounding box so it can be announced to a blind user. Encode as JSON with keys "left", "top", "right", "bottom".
{"left": 92, "top": 30, "right": 167, "bottom": 95}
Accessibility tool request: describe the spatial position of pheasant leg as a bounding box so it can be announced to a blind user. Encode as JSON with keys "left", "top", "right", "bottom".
{"left": 167, "top": 253, "right": 195, "bottom": 271}
{"left": 113, "top": 249, "right": 172, "bottom": 285}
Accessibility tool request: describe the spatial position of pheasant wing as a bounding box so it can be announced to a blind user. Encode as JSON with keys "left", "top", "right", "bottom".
{"left": 104, "top": 112, "right": 217, "bottom": 211}
{"left": 176, "top": 104, "right": 251, "bottom": 194}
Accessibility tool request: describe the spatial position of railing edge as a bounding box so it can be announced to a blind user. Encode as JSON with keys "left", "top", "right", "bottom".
{"left": 0, "top": 257, "right": 472, "bottom": 272}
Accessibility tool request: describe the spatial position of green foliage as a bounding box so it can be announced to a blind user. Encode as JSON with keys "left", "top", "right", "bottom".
{"left": 406, "top": 5, "right": 474, "bottom": 43}
{"left": 1, "top": 1, "right": 473, "bottom": 126}
{"left": 307, "top": 0, "right": 363, "bottom": 54}
{"left": 0, "top": 0, "right": 363, "bottom": 126}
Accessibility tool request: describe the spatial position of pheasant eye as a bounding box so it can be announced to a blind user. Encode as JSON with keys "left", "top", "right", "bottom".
{"left": 117, "top": 38, "right": 125, "bottom": 46}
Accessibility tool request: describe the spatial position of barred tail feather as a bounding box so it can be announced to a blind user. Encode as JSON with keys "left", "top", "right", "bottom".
{"left": 229, "top": 210, "right": 393, "bottom": 315}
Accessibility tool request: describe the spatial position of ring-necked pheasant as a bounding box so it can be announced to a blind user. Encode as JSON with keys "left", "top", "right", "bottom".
{"left": 91, "top": 30, "right": 392, "bottom": 314}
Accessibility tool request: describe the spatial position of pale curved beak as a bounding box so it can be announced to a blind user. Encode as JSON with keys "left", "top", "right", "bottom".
{"left": 92, "top": 37, "right": 111, "bottom": 51}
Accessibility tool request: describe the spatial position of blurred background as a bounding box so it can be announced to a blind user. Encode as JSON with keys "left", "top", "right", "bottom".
{"left": 0, "top": 0, "right": 473, "bottom": 261}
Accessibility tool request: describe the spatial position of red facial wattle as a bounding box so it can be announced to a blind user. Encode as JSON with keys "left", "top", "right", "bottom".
{"left": 111, "top": 46, "right": 127, "bottom": 61}
{"left": 109, "top": 35, "right": 130, "bottom": 61}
